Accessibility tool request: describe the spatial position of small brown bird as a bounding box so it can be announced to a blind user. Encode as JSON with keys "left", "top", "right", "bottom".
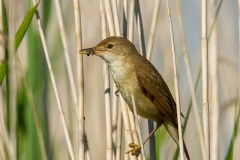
{"left": 79, "top": 36, "right": 190, "bottom": 159}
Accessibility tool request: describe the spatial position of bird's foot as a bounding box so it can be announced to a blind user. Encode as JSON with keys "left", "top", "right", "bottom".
{"left": 125, "top": 142, "right": 141, "bottom": 156}
{"left": 115, "top": 89, "right": 119, "bottom": 96}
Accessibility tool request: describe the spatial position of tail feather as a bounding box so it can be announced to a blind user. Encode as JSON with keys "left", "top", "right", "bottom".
{"left": 163, "top": 121, "right": 190, "bottom": 160}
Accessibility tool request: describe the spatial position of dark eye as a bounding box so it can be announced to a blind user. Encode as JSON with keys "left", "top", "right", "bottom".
{"left": 107, "top": 44, "right": 113, "bottom": 49}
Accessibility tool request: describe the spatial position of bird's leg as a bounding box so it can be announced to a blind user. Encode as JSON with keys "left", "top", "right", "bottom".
{"left": 125, "top": 125, "right": 161, "bottom": 156}
{"left": 143, "top": 126, "right": 160, "bottom": 145}
{"left": 115, "top": 89, "right": 119, "bottom": 96}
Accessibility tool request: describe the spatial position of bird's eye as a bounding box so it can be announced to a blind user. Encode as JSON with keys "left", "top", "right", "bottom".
{"left": 107, "top": 44, "right": 113, "bottom": 49}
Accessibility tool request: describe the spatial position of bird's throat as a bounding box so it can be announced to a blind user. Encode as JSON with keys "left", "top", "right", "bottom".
{"left": 109, "top": 63, "right": 128, "bottom": 88}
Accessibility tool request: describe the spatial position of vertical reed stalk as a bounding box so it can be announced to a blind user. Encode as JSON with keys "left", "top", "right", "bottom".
{"left": 209, "top": 9, "right": 219, "bottom": 160}
{"left": 111, "top": 0, "right": 121, "bottom": 36}
{"left": 124, "top": 143, "right": 129, "bottom": 160}
{"left": 122, "top": 0, "right": 128, "bottom": 38}
{"left": 201, "top": 0, "right": 210, "bottom": 159}
{"left": 100, "top": 1, "right": 112, "bottom": 159}
{"left": 238, "top": 0, "right": 240, "bottom": 158}
{"left": 146, "top": 0, "right": 161, "bottom": 60}
{"left": 32, "top": 0, "right": 75, "bottom": 159}
{"left": 0, "top": 103, "right": 10, "bottom": 159}
{"left": 111, "top": 86, "right": 118, "bottom": 159}
{"left": 134, "top": 0, "right": 146, "bottom": 57}
{"left": 145, "top": 1, "right": 161, "bottom": 159}
{"left": 54, "top": 0, "right": 78, "bottom": 114}
{"left": 104, "top": 0, "right": 115, "bottom": 36}
{"left": 116, "top": 106, "right": 122, "bottom": 160}
{"left": 72, "top": 0, "right": 86, "bottom": 159}
{"left": 175, "top": 0, "right": 206, "bottom": 158}
{"left": 103, "top": 6, "right": 118, "bottom": 157}
{"left": 8, "top": 1, "right": 16, "bottom": 159}
{"left": 238, "top": 0, "right": 240, "bottom": 119}
{"left": 110, "top": 1, "right": 121, "bottom": 157}
{"left": 53, "top": 2, "right": 80, "bottom": 157}
{"left": 128, "top": 3, "right": 145, "bottom": 144}
{"left": 120, "top": 97, "right": 137, "bottom": 160}
{"left": 165, "top": 0, "right": 184, "bottom": 159}
{"left": 103, "top": 61, "right": 113, "bottom": 160}
{"left": 103, "top": 0, "right": 124, "bottom": 159}
{"left": 0, "top": 2, "right": 8, "bottom": 158}
{"left": 128, "top": 0, "right": 135, "bottom": 41}
{"left": 131, "top": 95, "right": 146, "bottom": 160}
{"left": 128, "top": 107, "right": 142, "bottom": 160}
{"left": 0, "top": 87, "right": 4, "bottom": 159}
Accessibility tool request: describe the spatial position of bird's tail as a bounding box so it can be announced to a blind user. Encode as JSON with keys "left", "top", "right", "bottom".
{"left": 163, "top": 121, "right": 190, "bottom": 160}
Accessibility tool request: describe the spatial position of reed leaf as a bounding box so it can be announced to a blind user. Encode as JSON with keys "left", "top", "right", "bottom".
{"left": 225, "top": 94, "right": 239, "bottom": 160}
{"left": 0, "top": 1, "right": 39, "bottom": 85}
{"left": 173, "top": 67, "right": 202, "bottom": 160}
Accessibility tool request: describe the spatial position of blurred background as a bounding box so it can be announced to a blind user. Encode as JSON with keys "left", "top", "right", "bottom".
{"left": 0, "top": 0, "right": 239, "bottom": 160}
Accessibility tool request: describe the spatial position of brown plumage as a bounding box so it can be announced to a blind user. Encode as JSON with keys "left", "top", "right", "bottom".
{"left": 79, "top": 36, "right": 190, "bottom": 159}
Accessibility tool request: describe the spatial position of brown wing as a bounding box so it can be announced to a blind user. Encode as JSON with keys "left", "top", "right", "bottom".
{"left": 136, "top": 61, "right": 178, "bottom": 126}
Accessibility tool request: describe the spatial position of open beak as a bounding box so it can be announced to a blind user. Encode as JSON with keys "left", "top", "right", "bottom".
{"left": 78, "top": 48, "right": 94, "bottom": 56}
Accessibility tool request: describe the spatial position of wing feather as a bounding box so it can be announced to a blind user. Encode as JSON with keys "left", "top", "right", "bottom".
{"left": 136, "top": 61, "right": 178, "bottom": 126}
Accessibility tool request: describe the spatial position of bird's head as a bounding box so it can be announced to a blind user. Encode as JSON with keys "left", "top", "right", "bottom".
{"left": 79, "top": 36, "right": 137, "bottom": 64}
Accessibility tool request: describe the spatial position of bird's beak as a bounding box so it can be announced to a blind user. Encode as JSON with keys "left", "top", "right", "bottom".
{"left": 78, "top": 48, "right": 94, "bottom": 56}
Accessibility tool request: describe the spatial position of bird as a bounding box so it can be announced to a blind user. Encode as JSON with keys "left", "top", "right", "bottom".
{"left": 79, "top": 36, "right": 190, "bottom": 159}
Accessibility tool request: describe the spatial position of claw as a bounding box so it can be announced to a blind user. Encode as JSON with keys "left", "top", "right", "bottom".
{"left": 125, "top": 142, "right": 141, "bottom": 156}
{"left": 115, "top": 89, "right": 119, "bottom": 96}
